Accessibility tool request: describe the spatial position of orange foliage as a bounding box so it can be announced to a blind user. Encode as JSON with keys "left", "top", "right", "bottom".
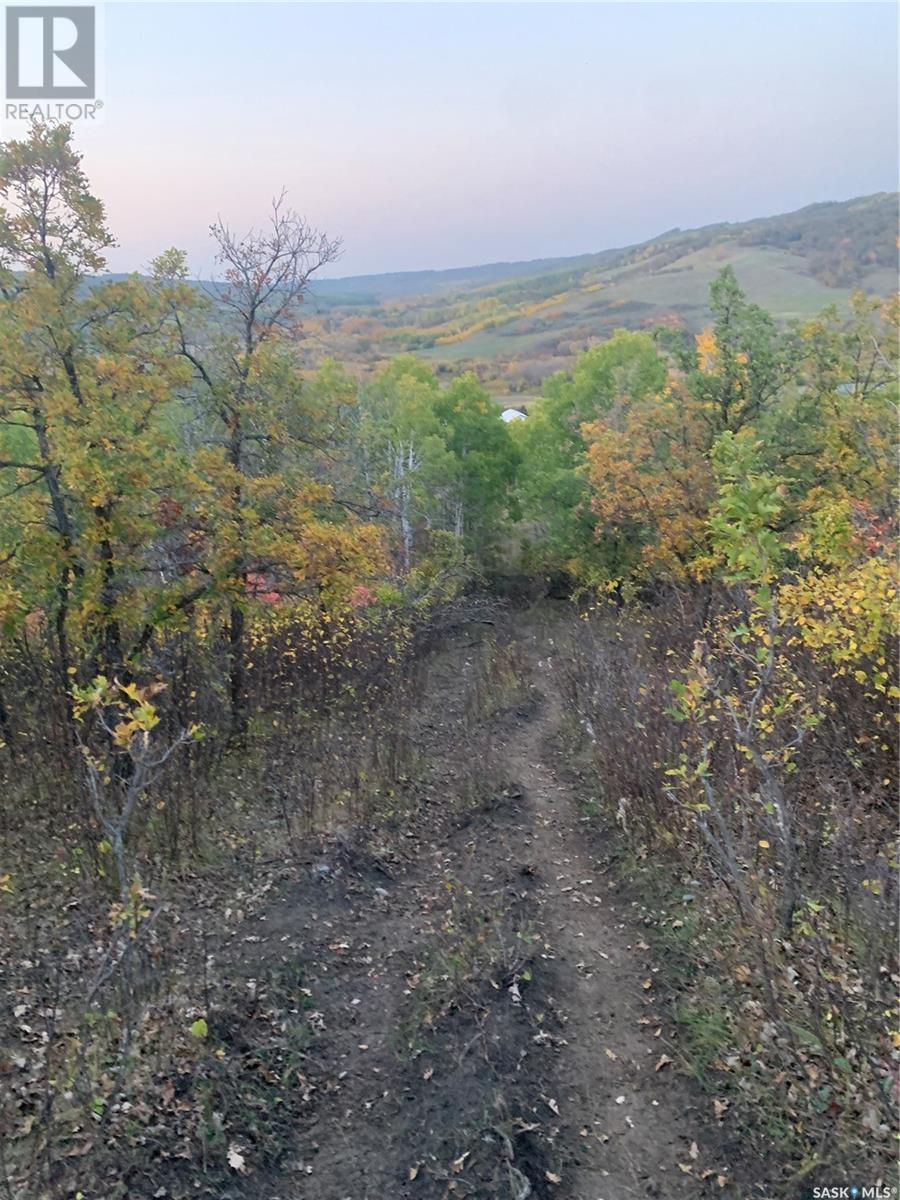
{"left": 582, "top": 379, "right": 716, "bottom": 578}
{"left": 695, "top": 327, "right": 718, "bottom": 372}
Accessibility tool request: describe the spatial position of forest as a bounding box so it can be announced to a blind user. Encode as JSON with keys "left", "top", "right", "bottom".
{"left": 0, "top": 123, "right": 897, "bottom": 1200}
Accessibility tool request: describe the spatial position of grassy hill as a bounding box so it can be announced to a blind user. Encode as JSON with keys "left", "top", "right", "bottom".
{"left": 301, "top": 192, "right": 897, "bottom": 388}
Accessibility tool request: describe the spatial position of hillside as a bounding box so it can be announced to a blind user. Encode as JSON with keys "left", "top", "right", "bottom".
{"left": 303, "top": 252, "right": 605, "bottom": 303}
{"left": 302, "top": 192, "right": 898, "bottom": 387}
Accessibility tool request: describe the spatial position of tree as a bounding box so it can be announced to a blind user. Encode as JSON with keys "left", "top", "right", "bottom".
{"left": 432, "top": 371, "right": 519, "bottom": 560}
{"left": 357, "top": 357, "right": 456, "bottom": 570}
{"left": 516, "top": 330, "right": 666, "bottom": 579}
{"left": 0, "top": 122, "right": 192, "bottom": 709}
{"left": 580, "top": 271, "right": 807, "bottom": 583}
{"left": 159, "top": 197, "right": 384, "bottom": 735}
{"left": 583, "top": 376, "right": 718, "bottom": 581}
{"left": 678, "top": 264, "right": 787, "bottom": 435}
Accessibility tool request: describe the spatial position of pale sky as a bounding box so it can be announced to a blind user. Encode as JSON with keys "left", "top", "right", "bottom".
{"left": 68, "top": 2, "right": 899, "bottom": 277}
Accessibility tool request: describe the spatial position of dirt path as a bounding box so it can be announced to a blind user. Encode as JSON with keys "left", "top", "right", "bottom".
{"left": 220, "top": 618, "right": 726, "bottom": 1200}
{"left": 505, "top": 634, "right": 718, "bottom": 1198}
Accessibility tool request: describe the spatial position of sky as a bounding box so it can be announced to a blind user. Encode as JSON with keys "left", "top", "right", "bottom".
{"left": 64, "top": 1, "right": 899, "bottom": 278}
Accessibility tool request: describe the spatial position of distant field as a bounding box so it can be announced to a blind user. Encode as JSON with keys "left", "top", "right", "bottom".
{"left": 417, "top": 245, "right": 863, "bottom": 367}
{"left": 598, "top": 244, "right": 857, "bottom": 315}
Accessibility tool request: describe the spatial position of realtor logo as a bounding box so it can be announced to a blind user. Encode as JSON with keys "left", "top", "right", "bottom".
{"left": 5, "top": 6, "right": 95, "bottom": 98}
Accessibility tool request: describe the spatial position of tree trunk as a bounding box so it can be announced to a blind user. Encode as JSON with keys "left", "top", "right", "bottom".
{"left": 228, "top": 420, "right": 247, "bottom": 738}
{"left": 229, "top": 600, "right": 247, "bottom": 739}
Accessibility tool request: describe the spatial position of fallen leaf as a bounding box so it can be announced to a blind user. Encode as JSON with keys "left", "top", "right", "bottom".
{"left": 545, "top": 1171, "right": 562, "bottom": 1184}
{"left": 689, "top": 1141, "right": 699, "bottom": 1159}
{"left": 66, "top": 1141, "right": 93, "bottom": 1157}
{"left": 654, "top": 1054, "right": 672, "bottom": 1072}
{"left": 227, "top": 1144, "right": 247, "bottom": 1174}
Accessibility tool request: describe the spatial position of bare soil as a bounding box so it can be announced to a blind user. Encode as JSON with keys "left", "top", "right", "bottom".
{"left": 207, "top": 611, "right": 735, "bottom": 1200}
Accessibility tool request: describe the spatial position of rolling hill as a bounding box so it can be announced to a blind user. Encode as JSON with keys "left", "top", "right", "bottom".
{"left": 301, "top": 192, "right": 898, "bottom": 387}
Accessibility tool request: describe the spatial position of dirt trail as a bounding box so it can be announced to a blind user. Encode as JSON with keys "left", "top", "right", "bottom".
{"left": 506, "top": 632, "right": 715, "bottom": 1198}
{"left": 224, "top": 616, "right": 724, "bottom": 1200}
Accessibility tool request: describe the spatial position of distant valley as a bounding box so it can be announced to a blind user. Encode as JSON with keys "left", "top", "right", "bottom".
{"left": 300, "top": 191, "right": 897, "bottom": 396}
